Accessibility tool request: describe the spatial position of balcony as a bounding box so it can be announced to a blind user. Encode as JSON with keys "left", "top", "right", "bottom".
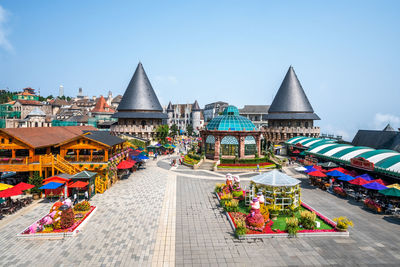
{"left": 111, "top": 124, "right": 156, "bottom": 133}
{"left": 263, "top": 126, "right": 320, "bottom": 135}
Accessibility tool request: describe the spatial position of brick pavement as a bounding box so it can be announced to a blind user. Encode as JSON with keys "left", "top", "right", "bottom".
{"left": 0, "top": 159, "right": 168, "bottom": 266}
{"left": 176, "top": 174, "right": 400, "bottom": 266}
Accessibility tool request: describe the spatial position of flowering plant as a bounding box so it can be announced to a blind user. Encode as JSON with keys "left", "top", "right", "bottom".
{"left": 333, "top": 216, "right": 353, "bottom": 231}
{"left": 333, "top": 187, "right": 347, "bottom": 197}
{"left": 363, "top": 198, "right": 382, "bottom": 213}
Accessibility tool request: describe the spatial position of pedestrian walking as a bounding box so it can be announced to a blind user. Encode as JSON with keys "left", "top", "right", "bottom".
{"left": 84, "top": 191, "right": 88, "bottom": 201}
{"left": 256, "top": 164, "right": 260, "bottom": 172}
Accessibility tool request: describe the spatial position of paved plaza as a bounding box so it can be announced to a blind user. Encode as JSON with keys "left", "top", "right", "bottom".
{"left": 0, "top": 158, "right": 400, "bottom": 266}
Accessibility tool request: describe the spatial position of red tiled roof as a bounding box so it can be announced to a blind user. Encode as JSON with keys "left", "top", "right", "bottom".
{"left": 16, "top": 100, "right": 42, "bottom": 106}
{"left": 92, "top": 96, "right": 115, "bottom": 113}
{"left": 1, "top": 126, "right": 97, "bottom": 148}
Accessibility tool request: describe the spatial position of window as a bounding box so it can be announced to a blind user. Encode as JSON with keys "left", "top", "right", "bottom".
{"left": 1, "top": 138, "right": 4, "bottom": 144}
{"left": 9, "top": 138, "right": 12, "bottom": 143}
{"left": 141, "top": 120, "right": 146, "bottom": 126}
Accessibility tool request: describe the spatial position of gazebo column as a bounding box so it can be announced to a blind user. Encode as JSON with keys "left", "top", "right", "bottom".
{"left": 239, "top": 136, "right": 245, "bottom": 158}
{"left": 214, "top": 136, "right": 220, "bottom": 160}
{"left": 256, "top": 135, "right": 261, "bottom": 157}
{"left": 76, "top": 149, "right": 80, "bottom": 162}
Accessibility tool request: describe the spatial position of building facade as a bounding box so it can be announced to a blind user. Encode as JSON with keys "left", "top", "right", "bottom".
{"left": 111, "top": 62, "right": 168, "bottom": 140}
{"left": 203, "top": 101, "right": 229, "bottom": 122}
{"left": 239, "top": 105, "right": 270, "bottom": 128}
{"left": 166, "top": 100, "right": 203, "bottom": 135}
{"left": 263, "top": 66, "right": 320, "bottom": 144}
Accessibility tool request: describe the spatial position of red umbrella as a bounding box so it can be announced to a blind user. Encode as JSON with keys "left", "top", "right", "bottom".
{"left": 69, "top": 181, "right": 89, "bottom": 188}
{"left": 308, "top": 171, "right": 327, "bottom": 177}
{"left": 348, "top": 177, "right": 368, "bottom": 186}
{"left": 0, "top": 187, "right": 23, "bottom": 198}
{"left": 117, "top": 160, "right": 135, "bottom": 170}
{"left": 13, "top": 182, "right": 35, "bottom": 191}
{"left": 292, "top": 150, "right": 300, "bottom": 154}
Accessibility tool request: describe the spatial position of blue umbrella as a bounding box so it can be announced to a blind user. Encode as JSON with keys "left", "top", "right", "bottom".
{"left": 137, "top": 155, "right": 149, "bottom": 160}
{"left": 39, "top": 182, "right": 63, "bottom": 189}
{"left": 304, "top": 168, "right": 317, "bottom": 173}
{"left": 337, "top": 175, "right": 355, "bottom": 182}
{"left": 362, "top": 182, "right": 388, "bottom": 190}
{"left": 355, "top": 174, "right": 373, "bottom": 182}
{"left": 326, "top": 170, "right": 346, "bottom": 177}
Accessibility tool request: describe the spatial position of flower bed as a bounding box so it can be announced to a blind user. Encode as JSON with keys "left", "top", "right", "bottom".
{"left": 216, "top": 192, "right": 348, "bottom": 238}
{"left": 18, "top": 205, "right": 96, "bottom": 239}
{"left": 218, "top": 162, "right": 275, "bottom": 169}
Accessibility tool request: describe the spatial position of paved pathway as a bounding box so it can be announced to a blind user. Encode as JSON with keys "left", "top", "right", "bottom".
{"left": 1, "top": 160, "right": 400, "bottom": 266}
{"left": 0, "top": 160, "right": 169, "bottom": 266}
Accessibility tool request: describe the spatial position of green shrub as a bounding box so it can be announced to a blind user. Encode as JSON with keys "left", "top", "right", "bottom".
{"left": 28, "top": 172, "right": 42, "bottom": 195}
{"left": 285, "top": 217, "right": 299, "bottom": 237}
{"left": 235, "top": 218, "right": 247, "bottom": 237}
{"left": 299, "top": 210, "right": 316, "bottom": 230}
{"left": 232, "top": 191, "right": 243, "bottom": 198}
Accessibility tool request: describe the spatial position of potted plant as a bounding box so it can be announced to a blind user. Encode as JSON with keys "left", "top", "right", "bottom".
{"left": 333, "top": 216, "right": 353, "bottom": 232}
{"left": 28, "top": 171, "right": 43, "bottom": 200}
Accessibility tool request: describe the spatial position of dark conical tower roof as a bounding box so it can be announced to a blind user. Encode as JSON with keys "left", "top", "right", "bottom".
{"left": 269, "top": 66, "right": 314, "bottom": 113}
{"left": 117, "top": 63, "right": 163, "bottom": 112}
{"left": 266, "top": 66, "right": 320, "bottom": 120}
{"left": 383, "top": 124, "right": 395, "bottom": 131}
{"left": 167, "top": 101, "right": 173, "bottom": 112}
{"left": 192, "top": 100, "right": 201, "bottom": 111}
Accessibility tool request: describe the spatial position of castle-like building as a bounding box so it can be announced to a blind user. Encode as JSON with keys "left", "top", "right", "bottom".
{"left": 111, "top": 62, "right": 167, "bottom": 140}
{"left": 166, "top": 101, "right": 203, "bottom": 135}
{"left": 262, "top": 66, "right": 320, "bottom": 144}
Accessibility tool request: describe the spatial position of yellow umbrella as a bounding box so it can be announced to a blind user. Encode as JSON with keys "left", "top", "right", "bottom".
{"left": 0, "top": 183, "right": 14, "bottom": 191}
{"left": 387, "top": 183, "right": 400, "bottom": 190}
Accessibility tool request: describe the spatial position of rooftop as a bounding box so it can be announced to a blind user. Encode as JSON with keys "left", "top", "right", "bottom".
{"left": 206, "top": 105, "right": 257, "bottom": 131}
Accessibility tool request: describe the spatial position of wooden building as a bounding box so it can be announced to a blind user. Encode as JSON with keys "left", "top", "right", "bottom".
{"left": 0, "top": 126, "right": 126, "bottom": 179}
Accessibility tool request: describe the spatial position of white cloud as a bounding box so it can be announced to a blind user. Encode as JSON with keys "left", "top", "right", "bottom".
{"left": 372, "top": 113, "right": 400, "bottom": 130}
{"left": 0, "top": 5, "right": 12, "bottom": 52}
{"left": 155, "top": 75, "right": 178, "bottom": 84}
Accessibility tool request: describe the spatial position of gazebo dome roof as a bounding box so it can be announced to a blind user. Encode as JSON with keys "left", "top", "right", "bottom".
{"left": 206, "top": 105, "right": 257, "bottom": 131}
{"left": 251, "top": 170, "right": 301, "bottom": 187}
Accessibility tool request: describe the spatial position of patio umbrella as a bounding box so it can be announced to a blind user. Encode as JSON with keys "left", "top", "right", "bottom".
{"left": 69, "top": 181, "right": 89, "bottom": 188}
{"left": 337, "top": 175, "right": 355, "bottom": 182}
{"left": 387, "top": 183, "right": 400, "bottom": 190}
{"left": 362, "top": 182, "right": 388, "bottom": 190}
{"left": 308, "top": 171, "right": 327, "bottom": 177}
{"left": 137, "top": 155, "right": 149, "bottom": 160}
{"left": 346, "top": 170, "right": 359, "bottom": 177}
{"left": 13, "top": 182, "right": 34, "bottom": 191}
{"left": 369, "top": 179, "right": 388, "bottom": 186}
{"left": 329, "top": 167, "right": 348, "bottom": 173}
{"left": 304, "top": 167, "right": 317, "bottom": 173}
{"left": 292, "top": 150, "right": 300, "bottom": 154}
{"left": 326, "top": 170, "right": 346, "bottom": 177}
{"left": 318, "top": 162, "right": 338, "bottom": 168}
{"left": 379, "top": 187, "right": 400, "bottom": 197}
{"left": 0, "top": 183, "right": 14, "bottom": 191}
{"left": 348, "top": 177, "right": 368, "bottom": 186}
{"left": 39, "top": 182, "right": 63, "bottom": 190}
{"left": 117, "top": 160, "right": 135, "bottom": 170}
{"left": 355, "top": 174, "right": 373, "bottom": 182}
{"left": 295, "top": 166, "right": 307, "bottom": 172}
{"left": 0, "top": 187, "right": 23, "bottom": 198}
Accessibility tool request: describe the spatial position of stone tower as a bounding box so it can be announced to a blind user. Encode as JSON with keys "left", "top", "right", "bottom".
{"left": 192, "top": 100, "right": 201, "bottom": 134}
{"left": 263, "top": 66, "right": 320, "bottom": 144}
{"left": 166, "top": 101, "right": 174, "bottom": 126}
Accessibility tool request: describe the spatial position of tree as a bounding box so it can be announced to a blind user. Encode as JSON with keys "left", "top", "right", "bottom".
{"left": 170, "top": 124, "right": 178, "bottom": 137}
{"left": 186, "top": 124, "right": 194, "bottom": 136}
{"left": 155, "top": 125, "right": 169, "bottom": 144}
{"left": 28, "top": 171, "right": 43, "bottom": 195}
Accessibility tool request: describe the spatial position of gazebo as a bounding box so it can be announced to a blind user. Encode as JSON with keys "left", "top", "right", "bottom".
{"left": 250, "top": 170, "right": 301, "bottom": 210}
{"left": 200, "top": 106, "right": 262, "bottom": 160}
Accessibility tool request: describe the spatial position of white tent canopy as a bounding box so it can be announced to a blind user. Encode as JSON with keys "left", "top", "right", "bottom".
{"left": 251, "top": 170, "right": 301, "bottom": 187}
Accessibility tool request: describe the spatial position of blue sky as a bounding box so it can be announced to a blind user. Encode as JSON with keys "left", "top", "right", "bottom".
{"left": 0, "top": 0, "right": 399, "bottom": 140}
